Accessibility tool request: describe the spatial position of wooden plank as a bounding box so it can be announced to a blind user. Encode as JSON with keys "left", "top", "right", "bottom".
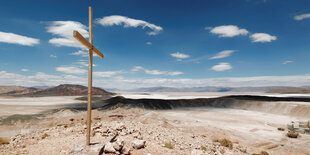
{"left": 86, "top": 6, "right": 93, "bottom": 146}
{"left": 73, "top": 30, "right": 104, "bottom": 59}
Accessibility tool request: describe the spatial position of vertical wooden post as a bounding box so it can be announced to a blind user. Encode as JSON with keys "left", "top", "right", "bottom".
{"left": 86, "top": 6, "right": 93, "bottom": 146}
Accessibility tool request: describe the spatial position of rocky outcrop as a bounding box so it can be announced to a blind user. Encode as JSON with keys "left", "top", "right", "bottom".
{"left": 102, "top": 95, "right": 310, "bottom": 118}
{"left": 16, "top": 84, "right": 114, "bottom": 97}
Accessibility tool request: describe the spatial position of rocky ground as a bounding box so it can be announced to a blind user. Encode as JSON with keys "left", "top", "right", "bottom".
{"left": 0, "top": 107, "right": 309, "bottom": 155}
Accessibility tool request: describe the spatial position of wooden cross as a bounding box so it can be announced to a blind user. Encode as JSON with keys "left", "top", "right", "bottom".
{"left": 73, "top": 6, "right": 104, "bottom": 145}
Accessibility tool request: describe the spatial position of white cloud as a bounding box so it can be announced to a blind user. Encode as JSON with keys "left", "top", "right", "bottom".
{"left": 146, "top": 42, "right": 152, "bottom": 45}
{"left": 93, "top": 74, "right": 310, "bottom": 89}
{"left": 283, "top": 60, "right": 293, "bottom": 65}
{"left": 170, "top": 52, "right": 190, "bottom": 59}
{"left": 96, "top": 15, "right": 163, "bottom": 35}
{"left": 294, "top": 13, "right": 310, "bottom": 21}
{"left": 75, "top": 61, "right": 95, "bottom": 67}
{"left": 0, "top": 71, "right": 86, "bottom": 87}
{"left": 131, "top": 66, "right": 144, "bottom": 72}
{"left": 250, "top": 33, "right": 277, "bottom": 43}
{"left": 0, "top": 31, "right": 39, "bottom": 46}
{"left": 46, "top": 21, "right": 88, "bottom": 48}
{"left": 145, "top": 70, "right": 183, "bottom": 76}
{"left": 70, "top": 50, "right": 88, "bottom": 57}
{"left": 94, "top": 71, "right": 123, "bottom": 78}
{"left": 131, "top": 66, "right": 183, "bottom": 76}
{"left": 2, "top": 71, "right": 310, "bottom": 89}
{"left": 211, "top": 62, "right": 232, "bottom": 71}
{"left": 56, "top": 66, "right": 87, "bottom": 74}
{"left": 50, "top": 54, "right": 57, "bottom": 58}
{"left": 208, "top": 25, "right": 248, "bottom": 37}
{"left": 21, "top": 69, "right": 29, "bottom": 72}
{"left": 210, "top": 50, "right": 235, "bottom": 59}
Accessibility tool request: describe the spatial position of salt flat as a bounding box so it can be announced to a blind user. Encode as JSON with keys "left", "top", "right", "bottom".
{"left": 117, "top": 91, "right": 310, "bottom": 99}
{"left": 0, "top": 96, "right": 84, "bottom": 117}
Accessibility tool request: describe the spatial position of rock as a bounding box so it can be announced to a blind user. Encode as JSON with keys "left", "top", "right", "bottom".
{"left": 132, "top": 139, "right": 146, "bottom": 149}
{"left": 88, "top": 144, "right": 102, "bottom": 153}
{"left": 104, "top": 142, "right": 116, "bottom": 153}
{"left": 121, "top": 145, "right": 131, "bottom": 155}
{"left": 69, "top": 118, "right": 74, "bottom": 121}
{"left": 69, "top": 145, "right": 84, "bottom": 153}
{"left": 113, "top": 139, "right": 124, "bottom": 151}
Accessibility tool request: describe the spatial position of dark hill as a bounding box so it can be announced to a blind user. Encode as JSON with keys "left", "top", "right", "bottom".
{"left": 18, "top": 84, "right": 114, "bottom": 97}
{"left": 1, "top": 87, "right": 41, "bottom": 96}
{"left": 102, "top": 95, "right": 310, "bottom": 110}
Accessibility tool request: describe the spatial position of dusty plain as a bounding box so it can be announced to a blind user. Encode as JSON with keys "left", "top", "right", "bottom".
{"left": 0, "top": 92, "right": 309, "bottom": 155}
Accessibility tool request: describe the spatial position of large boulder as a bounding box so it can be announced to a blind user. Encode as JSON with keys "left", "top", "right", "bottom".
{"left": 104, "top": 142, "right": 116, "bottom": 153}
{"left": 131, "top": 139, "right": 146, "bottom": 149}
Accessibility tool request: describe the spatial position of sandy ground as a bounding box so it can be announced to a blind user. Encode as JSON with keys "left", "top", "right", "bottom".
{"left": 0, "top": 108, "right": 309, "bottom": 155}
{"left": 0, "top": 94, "right": 309, "bottom": 154}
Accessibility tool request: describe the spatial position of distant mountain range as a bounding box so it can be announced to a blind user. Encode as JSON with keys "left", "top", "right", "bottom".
{"left": 0, "top": 86, "right": 27, "bottom": 94}
{"left": 1, "top": 85, "right": 310, "bottom": 95}
{"left": 0, "top": 84, "right": 114, "bottom": 97}
{"left": 131, "top": 86, "right": 282, "bottom": 92}
{"left": 266, "top": 87, "right": 310, "bottom": 94}
{"left": 129, "top": 86, "right": 310, "bottom": 94}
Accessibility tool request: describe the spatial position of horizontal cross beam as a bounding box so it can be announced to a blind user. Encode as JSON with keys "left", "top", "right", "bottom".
{"left": 73, "top": 30, "right": 104, "bottom": 59}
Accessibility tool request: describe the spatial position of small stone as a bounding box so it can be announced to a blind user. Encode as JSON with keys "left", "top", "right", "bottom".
{"left": 131, "top": 139, "right": 146, "bottom": 149}
{"left": 69, "top": 145, "right": 83, "bottom": 153}
{"left": 88, "top": 144, "right": 102, "bottom": 153}
{"left": 121, "top": 145, "right": 131, "bottom": 155}
{"left": 104, "top": 142, "right": 116, "bottom": 153}
{"left": 113, "top": 139, "right": 124, "bottom": 151}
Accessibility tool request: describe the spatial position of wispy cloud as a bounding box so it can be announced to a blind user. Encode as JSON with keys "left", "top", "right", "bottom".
{"left": 210, "top": 50, "right": 235, "bottom": 59}
{"left": 21, "top": 69, "right": 29, "bottom": 72}
{"left": 0, "top": 31, "right": 39, "bottom": 46}
{"left": 2, "top": 71, "right": 310, "bottom": 89}
{"left": 74, "top": 60, "right": 95, "bottom": 67}
{"left": 0, "top": 71, "right": 86, "bottom": 87}
{"left": 46, "top": 21, "right": 88, "bottom": 48}
{"left": 208, "top": 25, "right": 248, "bottom": 37}
{"left": 70, "top": 50, "right": 88, "bottom": 57}
{"left": 211, "top": 62, "right": 232, "bottom": 71}
{"left": 96, "top": 15, "right": 163, "bottom": 35}
{"left": 250, "top": 33, "right": 277, "bottom": 43}
{"left": 283, "top": 60, "right": 293, "bottom": 64}
{"left": 50, "top": 54, "right": 57, "bottom": 58}
{"left": 56, "top": 66, "right": 87, "bottom": 74}
{"left": 94, "top": 71, "right": 123, "bottom": 78}
{"left": 170, "top": 52, "right": 190, "bottom": 59}
{"left": 294, "top": 13, "right": 310, "bottom": 21}
{"left": 146, "top": 42, "right": 152, "bottom": 45}
{"left": 132, "top": 66, "right": 183, "bottom": 76}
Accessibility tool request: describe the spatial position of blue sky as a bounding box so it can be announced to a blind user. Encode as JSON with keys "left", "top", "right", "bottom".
{"left": 1, "top": 0, "right": 310, "bottom": 89}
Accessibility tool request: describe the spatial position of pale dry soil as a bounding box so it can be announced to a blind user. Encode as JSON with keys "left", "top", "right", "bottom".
{"left": 0, "top": 107, "right": 309, "bottom": 155}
